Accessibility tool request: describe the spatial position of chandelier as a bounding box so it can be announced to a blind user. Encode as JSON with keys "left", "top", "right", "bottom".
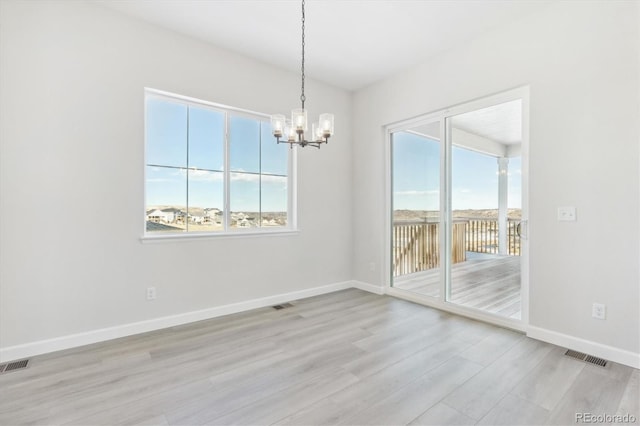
{"left": 271, "top": 0, "right": 334, "bottom": 148}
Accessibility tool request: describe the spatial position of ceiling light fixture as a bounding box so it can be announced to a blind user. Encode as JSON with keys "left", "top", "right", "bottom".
{"left": 271, "top": 0, "right": 334, "bottom": 148}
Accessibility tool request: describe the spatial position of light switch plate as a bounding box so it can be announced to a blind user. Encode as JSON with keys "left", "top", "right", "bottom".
{"left": 558, "top": 206, "right": 576, "bottom": 222}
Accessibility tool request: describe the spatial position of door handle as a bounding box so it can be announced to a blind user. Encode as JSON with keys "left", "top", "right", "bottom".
{"left": 519, "top": 220, "right": 528, "bottom": 240}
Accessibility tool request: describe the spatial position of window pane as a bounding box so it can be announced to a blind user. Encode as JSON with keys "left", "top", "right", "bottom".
{"left": 261, "top": 175, "right": 287, "bottom": 227}
{"left": 145, "top": 166, "right": 186, "bottom": 233}
{"left": 188, "top": 170, "right": 223, "bottom": 232}
{"left": 229, "top": 116, "right": 260, "bottom": 173}
{"left": 391, "top": 128, "right": 441, "bottom": 297}
{"left": 452, "top": 146, "right": 498, "bottom": 210}
{"left": 188, "top": 107, "right": 224, "bottom": 171}
{"left": 392, "top": 132, "right": 440, "bottom": 218}
{"left": 261, "top": 122, "right": 288, "bottom": 175}
{"left": 230, "top": 172, "right": 259, "bottom": 229}
{"left": 146, "top": 98, "right": 187, "bottom": 168}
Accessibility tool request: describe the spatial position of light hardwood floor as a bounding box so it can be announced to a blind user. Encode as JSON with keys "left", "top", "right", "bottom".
{"left": 0, "top": 289, "right": 637, "bottom": 425}
{"left": 394, "top": 254, "right": 522, "bottom": 319}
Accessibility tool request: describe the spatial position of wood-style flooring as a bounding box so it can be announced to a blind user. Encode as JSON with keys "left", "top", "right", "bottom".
{"left": 0, "top": 289, "right": 637, "bottom": 425}
{"left": 394, "top": 254, "right": 522, "bottom": 319}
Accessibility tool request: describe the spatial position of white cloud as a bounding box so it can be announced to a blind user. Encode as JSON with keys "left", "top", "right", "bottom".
{"left": 231, "top": 173, "right": 286, "bottom": 184}
{"left": 149, "top": 168, "right": 286, "bottom": 185}
{"left": 189, "top": 169, "right": 223, "bottom": 182}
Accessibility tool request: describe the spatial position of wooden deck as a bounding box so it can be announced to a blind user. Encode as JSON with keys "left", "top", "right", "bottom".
{"left": 393, "top": 253, "right": 521, "bottom": 319}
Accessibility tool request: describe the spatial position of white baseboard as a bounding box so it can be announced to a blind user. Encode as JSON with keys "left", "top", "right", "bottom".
{"left": 5, "top": 283, "right": 637, "bottom": 371}
{"left": 527, "top": 325, "right": 640, "bottom": 369}
{"left": 0, "top": 280, "right": 353, "bottom": 363}
{"left": 351, "top": 280, "right": 385, "bottom": 295}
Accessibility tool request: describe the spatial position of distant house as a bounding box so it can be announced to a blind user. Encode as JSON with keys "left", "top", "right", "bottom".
{"left": 173, "top": 210, "right": 187, "bottom": 224}
{"left": 233, "top": 212, "right": 247, "bottom": 221}
{"left": 189, "top": 214, "right": 205, "bottom": 224}
{"left": 236, "top": 218, "right": 251, "bottom": 227}
{"left": 203, "top": 208, "right": 221, "bottom": 224}
{"left": 230, "top": 211, "right": 255, "bottom": 227}
{"left": 146, "top": 209, "right": 171, "bottom": 223}
{"left": 146, "top": 208, "right": 190, "bottom": 224}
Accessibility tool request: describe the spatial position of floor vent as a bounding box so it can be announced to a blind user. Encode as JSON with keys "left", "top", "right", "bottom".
{"left": 564, "top": 350, "right": 607, "bottom": 367}
{"left": 272, "top": 303, "right": 293, "bottom": 310}
{"left": 0, "top": 359, "right": 29, "bottom": 374}
{"left": 584, "top": 355, "right": 608, "bottom": 367}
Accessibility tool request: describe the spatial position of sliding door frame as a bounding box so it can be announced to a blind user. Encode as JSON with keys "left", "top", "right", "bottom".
{"left": 384, "top": 86, "right": 530, "bottom": 332}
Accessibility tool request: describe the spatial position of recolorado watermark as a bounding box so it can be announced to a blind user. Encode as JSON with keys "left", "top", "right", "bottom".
{"left": 576, "top": 413, "right": 637, "bottom": 423}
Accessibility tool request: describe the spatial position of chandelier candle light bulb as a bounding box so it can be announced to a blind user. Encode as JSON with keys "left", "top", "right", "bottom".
{"left": 312, "top": 123, "right": 321, "bottom": 141}
{"left": 319, "top": 113, "right": 334, "bottom": 137}
{"left": 271, "top": 0, "right": 334, "bottom": 149}
{"left": 271, "top": 114, "right": 285, "bottom": 138}
{"left": 287, "top": 123, "right": 296, "bottom": 142}
{"left": 292, "top": 108, "right": 307, "bottom": 132}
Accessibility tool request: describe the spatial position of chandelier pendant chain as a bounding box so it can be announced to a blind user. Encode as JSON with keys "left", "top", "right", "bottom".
{"left": 269, "top": 0, "right": 334, "bottom": 148}
{"left": 300, "top": 0, "right": 306, "bottom": 109}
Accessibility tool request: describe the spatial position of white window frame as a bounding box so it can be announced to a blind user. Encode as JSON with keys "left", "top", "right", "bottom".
{"left": 141, "top": 88, "right": 298, "bottom": 242}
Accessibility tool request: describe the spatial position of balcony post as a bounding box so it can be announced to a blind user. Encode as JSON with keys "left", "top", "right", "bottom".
{"left": 498, "top": 157, "right": 509, "bottom": 255}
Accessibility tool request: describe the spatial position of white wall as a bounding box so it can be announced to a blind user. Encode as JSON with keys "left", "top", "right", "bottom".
{"left": 0, "top": 1, "right": 353, "bottom": 351}
{"left": 353, "top": 1, "right": 640, "bottom": 357}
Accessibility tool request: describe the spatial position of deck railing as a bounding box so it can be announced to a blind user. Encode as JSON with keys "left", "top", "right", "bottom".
{"left": 463, "top": 218, "right": 521, "bottom": 256}
{"left": 392, "top": 221, "right": 438, "bottom": 277}
{"left": 393, "top": 218, "right": 521, "bottom": 277}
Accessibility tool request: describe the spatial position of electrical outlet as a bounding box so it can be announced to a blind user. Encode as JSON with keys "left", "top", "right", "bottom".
{"left": 592, "top": 303, "right": 605, "bottom": 320}
{"left": 146, "top": 287, "right": 157, "bottom": 301}
{"left": 369, "top": 262, "right": 376, "bottom": 272}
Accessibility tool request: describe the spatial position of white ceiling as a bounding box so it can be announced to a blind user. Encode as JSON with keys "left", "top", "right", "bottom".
{"left": 96, "top": 0, "right": 554, "bottom": 91}
{"left": 405, "top": 100, "right": 522, "bottom": 157}
{"left": 452, "top": 99, "right": 522, "bottom": 145}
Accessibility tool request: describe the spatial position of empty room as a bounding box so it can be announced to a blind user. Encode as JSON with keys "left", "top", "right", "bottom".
{"left": 0, "top": 0, "right": 638, "bottom": 425}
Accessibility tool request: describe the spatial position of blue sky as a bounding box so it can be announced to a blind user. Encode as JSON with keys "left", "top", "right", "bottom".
{"left": 145, "top": 97, "right": 288, "bottom": 212}
{"left": 393, "top": 131, "right": 521, "bottom": 211}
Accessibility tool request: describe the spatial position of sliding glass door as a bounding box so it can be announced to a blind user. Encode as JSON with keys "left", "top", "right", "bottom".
{"left": 389, "top": 91, "right": 527, "bottom": 326}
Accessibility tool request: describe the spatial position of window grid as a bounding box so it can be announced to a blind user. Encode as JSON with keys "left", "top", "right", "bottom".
{"left": 144, "top": 89, "right": 291, "bottom": 236}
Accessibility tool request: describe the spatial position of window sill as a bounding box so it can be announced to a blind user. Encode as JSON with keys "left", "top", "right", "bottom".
{"left": 140, "top": 228, "right": 300, "bottom": 243}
